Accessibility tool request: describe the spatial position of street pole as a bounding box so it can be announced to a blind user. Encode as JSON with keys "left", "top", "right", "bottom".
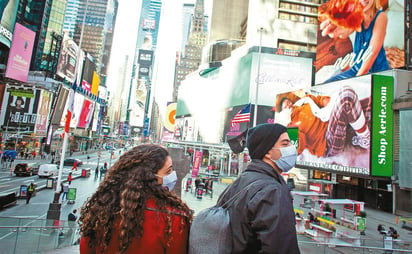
{"left": 46, "top": 0, "right": 89, "bottom": 221}
{"left": 253, "top": 27, "right": 264, "bottom": 127}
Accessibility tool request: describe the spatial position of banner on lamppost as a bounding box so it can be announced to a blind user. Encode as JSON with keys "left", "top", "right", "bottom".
{"left": 191, "top": 151, "right": 203, "bottom": 178}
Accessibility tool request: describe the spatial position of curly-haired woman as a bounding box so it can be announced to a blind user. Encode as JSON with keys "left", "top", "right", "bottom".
{"left": 79, "top": 144, "right": 193, "bottom": 254}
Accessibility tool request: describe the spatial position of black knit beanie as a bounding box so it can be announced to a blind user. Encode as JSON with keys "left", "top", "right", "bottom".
{"left": 246, "top": 123, "right": 287, "bottom": 159}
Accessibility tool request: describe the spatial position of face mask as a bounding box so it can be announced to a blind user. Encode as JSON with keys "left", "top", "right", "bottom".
{"left": 157, "top": 171, "right": 177, "bottom": 191}
{"left": 272, "top": 145, "right": 297, "bottom": 172}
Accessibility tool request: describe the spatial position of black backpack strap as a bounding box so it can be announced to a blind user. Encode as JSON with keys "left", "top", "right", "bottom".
{"left": 220, "top": 179, "right": 264, "bottom": 208}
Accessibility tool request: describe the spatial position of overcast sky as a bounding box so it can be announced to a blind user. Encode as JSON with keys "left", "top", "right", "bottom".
{"left": 106, "top": 0, "right": 212, "bottom": 123}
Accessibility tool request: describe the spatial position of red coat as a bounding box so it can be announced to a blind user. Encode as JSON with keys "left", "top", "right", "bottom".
{"left": 80, "top": 199, "right": 189, "bottom": 254}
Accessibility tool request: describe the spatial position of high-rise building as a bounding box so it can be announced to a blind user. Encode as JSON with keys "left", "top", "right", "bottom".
{"left": 181, "top": 3, "right": 195, "bottom": 54}
{"left": 209, "top": 0, "right": 319, "bottom": 52}
{"left": 173, "top": 0, "right": 207, "bottom": 102}
{"left": 63, "top": 0, "right": 80, "bottom": 38}
{"left": 73, "top": 0, "right": 118, "bottom": 73}
{"left": 136, "top": 0, "right": 162, "bottom": 50}
{"left": 209, "top": 0, "right": 249, "bottom": 42}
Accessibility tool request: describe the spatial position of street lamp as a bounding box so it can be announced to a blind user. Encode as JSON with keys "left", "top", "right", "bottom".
{"left": 253, "top": 27, "right": 264, "bottom": 127}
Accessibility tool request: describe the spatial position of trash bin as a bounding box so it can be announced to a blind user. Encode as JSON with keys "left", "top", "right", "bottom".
{"left": 81, "top": 168, "right": 91, "bottom": 177}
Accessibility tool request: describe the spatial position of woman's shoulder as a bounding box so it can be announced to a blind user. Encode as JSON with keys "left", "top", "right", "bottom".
{"left": 145, "top": 198, "right": 188, "bottom": 217}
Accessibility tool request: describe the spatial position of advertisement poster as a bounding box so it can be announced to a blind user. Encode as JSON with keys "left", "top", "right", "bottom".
{"left": 191, "top": 151, "right": 203, "bottom": 178}
{"left": 315, "top": 0, "right": 404, "bottom": 84}
{"left": 0, "top": 86, "right": 40, "bottom": 132}
{"left": 56, "top": 33, "right": 79, "bottom": 83}
{"left": 5, "top": 23, "right": 35, "bottom": 82}
{"left": 370, "top": 75, "right": 393, "bottom": 177}
{"left": 77, "top": 99, "right": 95, "bottom": 129}
{"left": 35, "top": 90, "right": 52, "bottom": 136}
{"left": 273, "top": 75, "right": 373, "bottom": 175}
{"left": 51, "top": 88, "right": 69, "bottom": 125}
{"left": 0, "top": 0, "right": 19, "bottom": 48}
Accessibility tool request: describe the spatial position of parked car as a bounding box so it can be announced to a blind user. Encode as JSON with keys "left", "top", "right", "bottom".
{"left": 63, "top": 158, "right": 83, "bottom": 166}
{"left": 14, "top": 162, "right": 39, "bottom": 176}
{"left": 38, "top": 164, "right": 59, "bottom": 178}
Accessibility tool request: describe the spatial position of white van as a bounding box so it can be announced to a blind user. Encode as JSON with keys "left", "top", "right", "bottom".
{"left": 38, "top": 164, "right": 59, "bottom": 178}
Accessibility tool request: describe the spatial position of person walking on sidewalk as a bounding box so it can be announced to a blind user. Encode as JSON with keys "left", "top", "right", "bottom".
{"left": 79, "top": 144, "right": 193, "bottom": 254}
{"left": 72, "top": 160, "right": 78, "bottom": 171}
{"left": 217, "top": 123, "right": 300, "bottom": 254}
{"left": 94, "top": 166, "right": 99, "bottom": 179}
{"left": 61, "top": 182, "right": 69, "bottom": 201}
{"left": 26, "top": 182, "right": 36, "bottom": 204}
{"left": 68, "top": 172, "right": 72, "bottom": 185}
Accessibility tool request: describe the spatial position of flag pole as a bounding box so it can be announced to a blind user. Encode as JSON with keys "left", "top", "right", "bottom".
{"left": 253, "top": 27, "right": 264, "bottom": 127}
{"left": 47, "top": 0, "right": 88, "bottom": 220}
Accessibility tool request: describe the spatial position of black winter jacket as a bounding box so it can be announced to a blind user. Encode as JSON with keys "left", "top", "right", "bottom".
{"left": 217, "top": 160, "right": 300, "bottom": 254}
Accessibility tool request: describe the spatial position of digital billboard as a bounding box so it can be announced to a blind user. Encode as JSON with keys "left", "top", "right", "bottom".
{"left": 35, "top": 90, "right": 52, "bottom": 136}
{"left": 138, "top": 49, "right": 153, "bottom": 80}
{"left": 81, "top": 53, "right": 95, "bottom": 92}
{"left": 5, "top": 23, "right": 35, "bottom": 82}
{"left": 56, "top": 33, "right": 79, "bottom": 83}
{"left": 0, "top": 86, "right": 41, "bottom": 132}
{"left": 273, "top": 74, "right": 393, "bottom": 176}
{"left": 51, "top": 87, "right": 69, "bottom": 125}
{"left": 315, "top": 0, "right": 404, "bottom": 84}
{"left": 0, "top": 0, "right": 19, "bottom": 48}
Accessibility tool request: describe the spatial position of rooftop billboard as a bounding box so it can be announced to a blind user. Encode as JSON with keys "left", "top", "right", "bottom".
{"left": 315, "top": 0, "right": 404, "bottom": 84}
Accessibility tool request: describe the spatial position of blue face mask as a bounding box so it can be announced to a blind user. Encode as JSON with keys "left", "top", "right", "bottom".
{"left": 157, "top": 171, "right": 177, "bottom": 191}
{"left": 271, "top": 145, "right": 297, "bottom": 172}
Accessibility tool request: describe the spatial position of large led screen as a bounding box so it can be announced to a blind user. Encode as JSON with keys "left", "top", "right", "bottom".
{"left": 273, "top": 74, "right": 393, "bottom": 176}
{"left": 5, "top": 23, "right": 35, "bottom": 82}
{"left": 35, "top": 90, "right": 52, "bottom": 136}
{"left": 315, "top": 0, "right": 404, "bottom": 84}
{"left": 0, "top": 86, "right": 40, "bottom": 132}
{"left": 56, "top": 33, "right": 79, "bottom": 83}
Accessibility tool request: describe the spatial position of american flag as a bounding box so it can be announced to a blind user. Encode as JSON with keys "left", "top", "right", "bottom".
{"left": 230, "top": 104, "right": 251, "bottom": 127}
{"left": 64, "top": 81, "right": 78, "bottom": 133}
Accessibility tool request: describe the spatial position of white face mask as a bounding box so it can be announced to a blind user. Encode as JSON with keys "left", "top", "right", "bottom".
{"left": 271, "top": 145, "right": 297, "bottom": 172}
{"left": 157, "top": 171, "right": 177, "bottom": 191}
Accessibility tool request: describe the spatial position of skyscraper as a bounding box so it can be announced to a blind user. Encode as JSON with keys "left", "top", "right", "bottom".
{"left": 73, "top": 0, "right": 118, "bottom": 73}
{"left": 173, "top": 0, "right": 207, "bottom": 102}
{"left": 63, "top": 0, "right": 80, "bottom": 38}
{"left": 136, "top": 0, "right": 162, "bottom": 50}
{"left": 181, "top": 3, "right": 195, "bottom": 54}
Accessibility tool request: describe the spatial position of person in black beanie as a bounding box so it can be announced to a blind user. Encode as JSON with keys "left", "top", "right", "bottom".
{"left": 217, "top": 123, "right": 300, "bottom": 254}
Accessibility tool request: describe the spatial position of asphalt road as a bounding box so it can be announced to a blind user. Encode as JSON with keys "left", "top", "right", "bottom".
{"left": 0, "top": 149, "right": 118, "bottom": 196}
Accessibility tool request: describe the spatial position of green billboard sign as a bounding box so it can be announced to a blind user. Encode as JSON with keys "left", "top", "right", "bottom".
{"left": 371, "top": 75, "right": 394, "bottom": 177}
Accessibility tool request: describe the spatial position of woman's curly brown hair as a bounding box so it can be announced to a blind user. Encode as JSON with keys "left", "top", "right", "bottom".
{"left": 79, "top": 144, "right": 193, "bottom": 253}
